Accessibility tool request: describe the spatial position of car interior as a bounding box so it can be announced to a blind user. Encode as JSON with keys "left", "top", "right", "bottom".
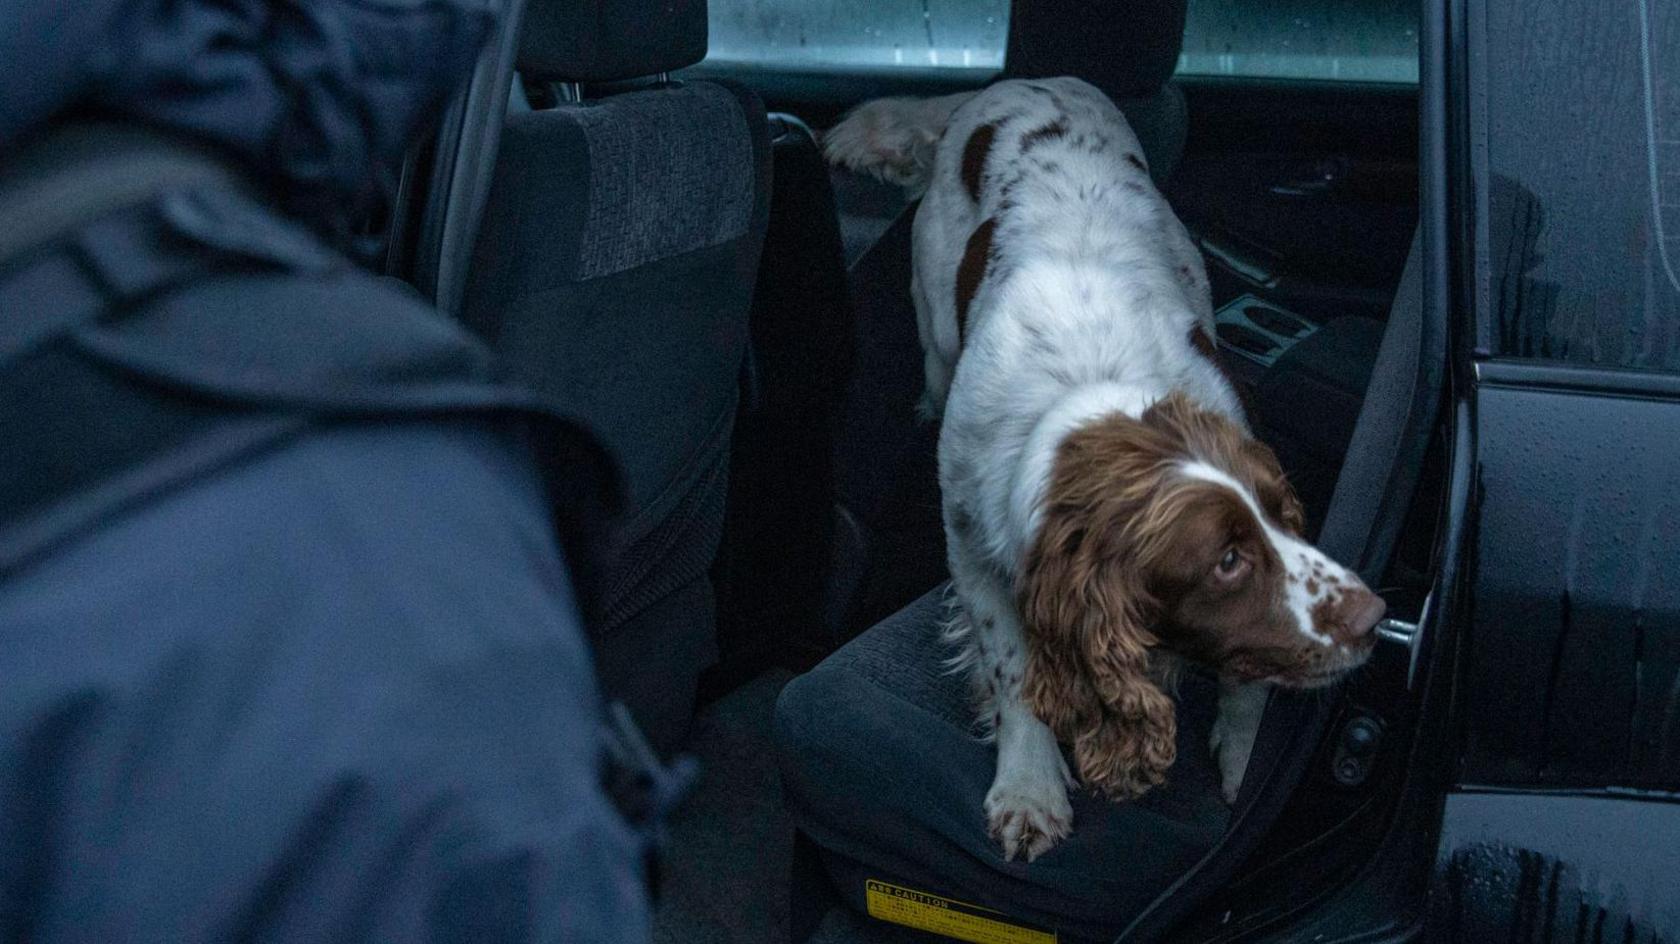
{"left": 376, "top": 0, "right": 1445, "bottom": 940}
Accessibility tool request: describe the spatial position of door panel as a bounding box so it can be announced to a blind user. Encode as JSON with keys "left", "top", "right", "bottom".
{"left": 1462, "top": 367, "right": 1680, "bottom": 788}
{"left": 1426, "top": 0, "right": 1680, "bottom": 938}
{"left": 1431, "top": 791, "right": 1680, "bottom": 941}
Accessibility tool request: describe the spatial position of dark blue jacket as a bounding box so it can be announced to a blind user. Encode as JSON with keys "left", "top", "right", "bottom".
{"left": 0, "top": 0, "right": 649, "bottom": 939}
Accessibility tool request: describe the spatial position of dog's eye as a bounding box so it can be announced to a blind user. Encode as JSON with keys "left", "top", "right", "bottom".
{"left": 1215, "top": 547, "right": 1244, "bottom": 578}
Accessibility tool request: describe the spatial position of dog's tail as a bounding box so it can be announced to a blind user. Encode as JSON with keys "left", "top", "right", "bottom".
{"left": 821, "top": 91, "right": 977, "bottom": 195}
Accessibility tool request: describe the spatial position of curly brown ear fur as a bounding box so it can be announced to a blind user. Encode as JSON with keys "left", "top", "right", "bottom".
{"left": 1018, "top": 413, "right": 1180, "bottom": 799}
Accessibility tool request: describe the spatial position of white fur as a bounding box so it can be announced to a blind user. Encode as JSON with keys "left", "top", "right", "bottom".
{"left": 821, "top": 92, "right": 977, "bottom": 194}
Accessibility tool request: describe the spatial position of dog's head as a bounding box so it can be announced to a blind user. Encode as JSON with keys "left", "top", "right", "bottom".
{"left": 1017, "top": 392, "right": 1384, "bottom": 798}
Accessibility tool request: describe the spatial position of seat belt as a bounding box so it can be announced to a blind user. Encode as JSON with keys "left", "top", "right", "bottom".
{"left": 1318, "top": 231, "right": 1437, "bottom": 582}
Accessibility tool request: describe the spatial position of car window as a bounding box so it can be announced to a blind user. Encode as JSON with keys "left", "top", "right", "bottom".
{"left": 1473, "top": 0, "right": 1680, "bottom": 371}
{"left": 704, "top": 0, "right": 1419, "bottom": 84}
{"left": 1178, "top": 0, "right": 1418, "bottom": 84}
{"left": 705, "top": 0, "right": 1010, "bottom": 76}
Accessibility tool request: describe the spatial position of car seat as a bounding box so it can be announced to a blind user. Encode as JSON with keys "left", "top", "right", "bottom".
{"left": 457, "top": 0, "right": 772, "bottom": 752}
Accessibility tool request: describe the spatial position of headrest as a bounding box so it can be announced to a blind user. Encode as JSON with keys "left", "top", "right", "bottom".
{"left": 519, "top": 0, "right": 708, "bottom": 82}
{"left": 1005, "top": 0, "right": 1187, "bottom": 100}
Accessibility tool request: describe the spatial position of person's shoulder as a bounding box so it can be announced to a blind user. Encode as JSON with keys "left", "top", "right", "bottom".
{"left": 167, "top": 254, "right": 483, "bottom": 365}
{"left": 127, "top": 190, "right": 501, "bottom": 388}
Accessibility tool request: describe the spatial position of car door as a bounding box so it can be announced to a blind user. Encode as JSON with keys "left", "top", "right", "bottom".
{"left": 1425, "top": 0, "right": 1680, "bottom": 937}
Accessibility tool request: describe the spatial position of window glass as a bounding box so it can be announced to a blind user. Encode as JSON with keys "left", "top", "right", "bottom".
{"left": 704, "top": 0, "right": 1418, "bottom": 84}
{"left": 705, "top": 0, "right": 1009, "bottom": 75}
{"left": 1473, "top": 0, "right": 1680, "bottom": 370}
{"left": 1177, "top": 0, "right": 1418, "bottom": 84}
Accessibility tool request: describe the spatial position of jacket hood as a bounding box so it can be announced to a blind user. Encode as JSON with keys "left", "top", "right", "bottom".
{"left": 0, "top": 0, "right": 495, "bottom": 235}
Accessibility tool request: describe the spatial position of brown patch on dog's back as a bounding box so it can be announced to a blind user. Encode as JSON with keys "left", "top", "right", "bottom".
{"left": 1019, "top": 119, "right": 1068, "bottom": 152}
{"left": 955, "top": 218, "right": 999, "bottom": 340}
{"left": 961, "top": 123, "right": 1000, "bottom": 201}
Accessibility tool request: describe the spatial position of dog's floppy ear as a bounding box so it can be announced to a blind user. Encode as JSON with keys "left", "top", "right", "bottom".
{"left": 1018, "top": 414, "right": 1179, "bottom": 799}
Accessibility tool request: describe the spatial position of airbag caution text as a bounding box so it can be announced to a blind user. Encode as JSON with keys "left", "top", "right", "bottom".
{"left": 864, "top": 879, "right": 1057, "bottom": 944}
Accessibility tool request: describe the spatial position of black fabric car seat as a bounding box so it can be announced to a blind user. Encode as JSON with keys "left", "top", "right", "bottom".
{"left": 775, "top": 233, "right": 1441, "bottom": 942}
{"left": 778, "top": 589, "right": 1229, "bottom": 944}
{"left": 459, "top": 0, "right": 771, "bottom": 752}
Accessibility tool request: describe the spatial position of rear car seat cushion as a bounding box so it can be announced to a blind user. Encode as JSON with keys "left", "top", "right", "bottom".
{"left": 774, "top": 587, "right": 1230, "bottom": 943}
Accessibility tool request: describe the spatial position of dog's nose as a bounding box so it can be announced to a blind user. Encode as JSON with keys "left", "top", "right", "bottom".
{"left": 1342, "top": 587, "right": 1387, "bottom": 639}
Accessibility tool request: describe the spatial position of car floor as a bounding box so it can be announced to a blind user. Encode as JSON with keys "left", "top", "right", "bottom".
{"left": 654, "top": 668, "right": 936, "bottom": 944}
{"left": 653, "top": 669, "right": 798, "bottom": 944}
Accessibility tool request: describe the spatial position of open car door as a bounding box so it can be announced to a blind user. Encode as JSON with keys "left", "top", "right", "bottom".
{"left": 1422, "top": 0, "right": 1680, "bottom": 938}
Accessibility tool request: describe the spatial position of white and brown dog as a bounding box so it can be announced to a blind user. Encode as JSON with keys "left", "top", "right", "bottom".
{"left": 825, "top": 78, "right": 1386, "bottom": 861}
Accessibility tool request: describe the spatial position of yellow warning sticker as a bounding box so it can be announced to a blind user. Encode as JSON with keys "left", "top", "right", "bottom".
{"left": 864, "top": 879, "right": 1057, "bottom": 944}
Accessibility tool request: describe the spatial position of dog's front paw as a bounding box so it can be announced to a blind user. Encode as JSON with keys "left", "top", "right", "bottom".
{"left": 984, "top": 772, "right": 1073, "bottom": 862}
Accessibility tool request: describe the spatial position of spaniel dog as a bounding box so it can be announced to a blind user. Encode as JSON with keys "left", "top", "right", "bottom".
{"left": 825, "top": 78, "right": 1387, "bottom": 861}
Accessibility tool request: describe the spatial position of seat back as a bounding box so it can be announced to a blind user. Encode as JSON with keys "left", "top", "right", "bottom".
{"left": 460, "top": 0, "right": 771, "bottom": 752}
{"left": 1005, "top": 0, "right": 1187, "bottom": 102}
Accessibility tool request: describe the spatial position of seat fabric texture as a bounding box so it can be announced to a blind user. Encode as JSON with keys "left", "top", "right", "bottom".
{"left": 775, "top": 587, "right": 1230, "bottom": 943}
